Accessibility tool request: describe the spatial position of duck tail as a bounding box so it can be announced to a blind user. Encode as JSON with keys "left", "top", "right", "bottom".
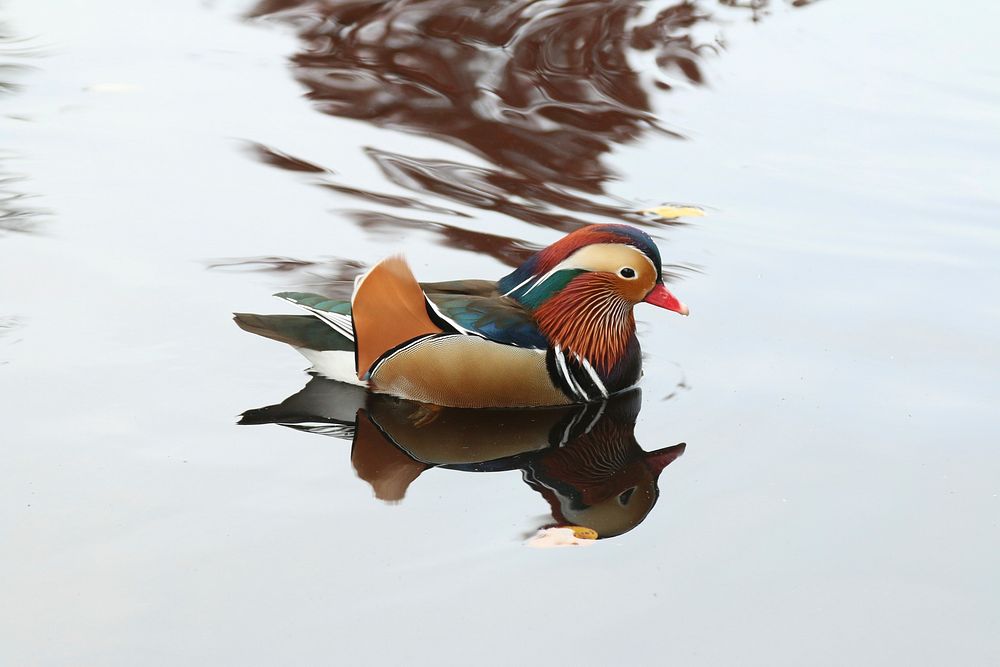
{"left": 233, "top": 313, "right": 354, "bottom": 351}
{"left": 351, "top": 256, "right": 443, "bottom": 380}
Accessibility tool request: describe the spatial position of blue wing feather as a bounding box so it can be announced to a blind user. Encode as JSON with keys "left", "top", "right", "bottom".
{"left": 428, "top": 294, "right": 548, "bottom": 348}
{"left": 273, "top": 285, "right": 549, "bottom": 349}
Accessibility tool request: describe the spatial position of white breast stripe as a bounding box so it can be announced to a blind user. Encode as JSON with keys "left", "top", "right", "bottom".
{"left": 555, "top": 345, "right": 590, "bottom": 401}
{"left": 578, "top": 356, "right": 609, "bottom": 399}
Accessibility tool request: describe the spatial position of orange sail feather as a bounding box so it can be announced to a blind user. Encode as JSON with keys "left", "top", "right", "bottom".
{"left": 351, "top": 256, "right": 443, "bottom": 379}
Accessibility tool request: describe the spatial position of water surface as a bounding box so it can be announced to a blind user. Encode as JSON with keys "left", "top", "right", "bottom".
{"left": 2, "top": 0, "right": 999, "bottom": 664}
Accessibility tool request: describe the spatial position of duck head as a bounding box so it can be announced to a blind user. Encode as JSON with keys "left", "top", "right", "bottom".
{"left": 498, "top": 224, "right": 688, "bottom": 372}
{"left": 499, "top": 224, "right": 688, "bottom": 314}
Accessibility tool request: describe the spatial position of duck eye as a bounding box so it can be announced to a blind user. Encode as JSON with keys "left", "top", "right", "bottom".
{"left": 618, "top": 487, "right": 636, "bottom": 505}
{"left": 619, "top": 267, "right": 636, "bottom": 279}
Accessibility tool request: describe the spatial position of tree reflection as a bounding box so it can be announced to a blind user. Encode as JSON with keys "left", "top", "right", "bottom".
{"left": 1, "top": 24, "right": 41, "bottom": 236}
{"left": 249, "top": 0, "right": 810, "bottom": 226}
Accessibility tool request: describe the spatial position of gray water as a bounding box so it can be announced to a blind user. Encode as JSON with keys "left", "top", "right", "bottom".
{"left": 2, "top": 0, "right": 999, "bottom": 664}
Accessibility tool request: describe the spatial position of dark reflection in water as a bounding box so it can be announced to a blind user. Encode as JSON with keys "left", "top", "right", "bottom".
{"left": 241, "top": 379, "right": 686, "bottom": 540}
{"left": 1, "top": 26, "right": 41, "bottom": 236}
{"left": 0, "top": 165, "right": 43, "bottom": 235}
{"left": 210, "top": 253, "right": 366, "bottom": 299}
{"left": 246, "top": 0, "right": 811, "bottom": 245}
{"left": 349, "top": 209, "right": 541, "bottom": 266}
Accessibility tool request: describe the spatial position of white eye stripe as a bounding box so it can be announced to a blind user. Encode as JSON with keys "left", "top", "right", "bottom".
{"left": 554, "top": 345, "right": 590, "bottom": 401}
{"left": 507, "top": 244, "right": 660, "bottom": 297}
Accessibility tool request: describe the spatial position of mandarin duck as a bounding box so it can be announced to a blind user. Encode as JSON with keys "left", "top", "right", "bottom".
{"left": 235, "top": 224, "right": 688, "bottom": 408}
{"left": 240, "top": 378, "right": 686, "bottom": 539}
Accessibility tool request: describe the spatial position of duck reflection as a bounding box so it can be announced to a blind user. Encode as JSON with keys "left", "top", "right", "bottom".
{"left": 241, "top": 378, "right": 685, "bottom": 540}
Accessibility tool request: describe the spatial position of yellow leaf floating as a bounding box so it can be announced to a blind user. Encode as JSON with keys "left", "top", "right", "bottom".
{"left": 641, "top": 204, "right": 706, "bottom": 220}
{"left": 568, "top": 525, "right": 599, "bottom": 540}
{"left": 526, "top": 526, "right": 599, "bottom": 548}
